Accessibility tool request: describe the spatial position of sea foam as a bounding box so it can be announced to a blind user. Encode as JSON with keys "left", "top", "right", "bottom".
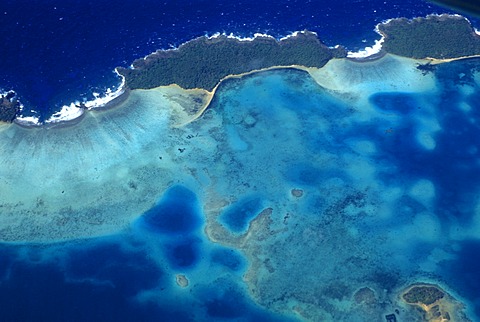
{"left": 15, "top": 115, "right": 41, "bottom": 126}
{"left": 347, "top": 37, "right": 384, "bottom": 58}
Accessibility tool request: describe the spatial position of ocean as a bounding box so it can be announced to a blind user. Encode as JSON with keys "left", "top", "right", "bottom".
{"left": 1, "top": 1, "right": 480, "bottom": 322}
{"left": 1, "top": 0, "right": 450, "bottom": 121}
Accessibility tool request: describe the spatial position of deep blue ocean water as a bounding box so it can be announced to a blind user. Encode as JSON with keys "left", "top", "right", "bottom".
{"left": 0, "top": 186, "right": 283, "bottom": 322}
{"left": 220, "top": 196, "right": 263, "bottom": 233}
{"left": 0, "top": 0, "right": 454, "bottom": 120}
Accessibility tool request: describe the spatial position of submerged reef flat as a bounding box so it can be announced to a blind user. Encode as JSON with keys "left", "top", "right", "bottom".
{"left": 0, "top": 53, "right": 479, "bottom": 320}
{"left": 0, "top": 85, "right": 212, "bottom": 241}
{"left": 116, "top": 31, "right": 347, "bottom": 91}
{"left": 378, "top": 14, "right": 480, "bottom": 60}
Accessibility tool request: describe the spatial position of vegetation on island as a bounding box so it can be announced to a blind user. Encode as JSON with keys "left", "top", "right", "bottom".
{"left": 402, "top": 285, "right": 445, "bottom": 306}
{"left": 117, "top": 15, "right": 480, "bottom": 92}
{"left": 116, "top": 32, "right": 346, "bottom": 91}
{"left": 379, "top": 14, "right": 480, "bottom": 59}
{"left": 0, "top": 91, "right": 21, "bottom": 123}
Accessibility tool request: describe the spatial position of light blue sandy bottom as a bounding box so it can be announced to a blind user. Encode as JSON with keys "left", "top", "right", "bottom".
{"left": 1, "top": 56, "right": 480, "bottom": 321}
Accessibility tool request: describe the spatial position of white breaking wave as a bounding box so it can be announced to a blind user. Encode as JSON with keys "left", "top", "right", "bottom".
{"left": 44, "top": 102, "right": 84, "bottom": 124}
{"left": 45, "top": 71, "right": 126, "bottom": 124}
{"left": 0, "top": 91, "right": 42, "bottom": 126}
{"left": 207, "top": 32, "right": 276, "bottom": 41}
{"left": 205, "top": 30, "right": 318, "bottom": 43}
{"left": 347, "top": 37, "right": 385, "bottom": 58}
{"left": 83, "top": 72, "right": 126, "bottom": 110}
{"left": 11, "top": 14, "right": 477, "bottom": 126}
{"left": 15, "top": 115, "right": 41, "bottom": 126}
{"left": 279, "top": 30, "right": 318, "bottom": 41}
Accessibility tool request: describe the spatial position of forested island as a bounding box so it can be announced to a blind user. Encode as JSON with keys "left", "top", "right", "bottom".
{"left": 0, "top": 91, "right": 21, "bottom": 123}
{"left": 116, "top": 31, "right": 346, "bottom": 91}
{"left": 401, "top": 284, "right": 469, "bottom": 321}
{"left": 379, "top": 14, "right": 480, "bottom": 59}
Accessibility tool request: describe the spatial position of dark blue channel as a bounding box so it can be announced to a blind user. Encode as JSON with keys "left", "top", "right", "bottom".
{"left": 140, "top": 185, "right": 202, "bottom": 235}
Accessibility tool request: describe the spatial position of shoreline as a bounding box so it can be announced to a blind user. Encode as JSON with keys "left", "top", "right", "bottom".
{"left": 3, "top": 13, "right": 480, "bottom": 129}
{"left": 425, "top": 54, "right": 480, "bottom": 64}
{"left": 177, "top": 64, "right": 318, "bottom": 126}
{"left": 0, "top": 53, "right": 446, "bottom": 130}
{"left": 2, "top": 50, "right": 398, "bottom": 130}
{"left": 3, "top": 62, "right": 383, "bottom": 130}
{"left": 8, "top": 72, "right": 127, "bottom": 128}
{"left": 5, "top": 51, "right": 479, "bottom": 131}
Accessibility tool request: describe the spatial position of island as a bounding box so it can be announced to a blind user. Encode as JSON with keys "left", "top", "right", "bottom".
{"left": 0, "top": 91, "right": 21, "bottom": 123}
{"left": 401, "top": 283, "right": 471, "bottom": 322}
{"left": 378, "top": 14, "right": 480, "bottom": 60}
{"left": 116, "top": 31, "right": 347, "bottom": 91}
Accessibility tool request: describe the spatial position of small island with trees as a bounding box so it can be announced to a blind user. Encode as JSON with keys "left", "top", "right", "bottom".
{"left": 0, "top": 91, "right": 21, "bottom": 123}
{"left": 403, "top": 284, "right": 445, "bottom": 306}
{"left": 378, "top": 14, "right": 480, "bottom": 60}
{"left": 401, "top": 283, "right": 471, "bottom": 322}
{"left": 116, "top": 31, "right": 346, "bottom": 91}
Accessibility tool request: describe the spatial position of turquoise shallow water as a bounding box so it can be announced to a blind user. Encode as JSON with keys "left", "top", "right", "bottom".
{"left": 0, "top": 55, "right": 480, "bottom": 321}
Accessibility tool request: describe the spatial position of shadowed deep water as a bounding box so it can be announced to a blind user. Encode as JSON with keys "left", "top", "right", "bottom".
{"left": 0, "top": 186, "right": 285, "bottom": 322}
